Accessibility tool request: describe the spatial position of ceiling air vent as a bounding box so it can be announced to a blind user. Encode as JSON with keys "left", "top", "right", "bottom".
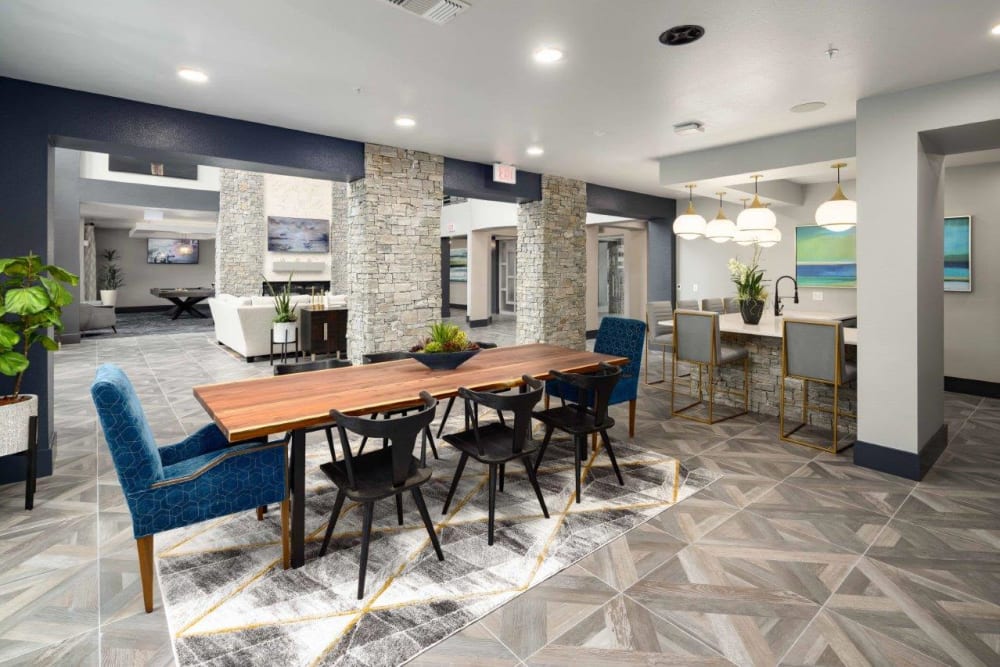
{"left": 384, "top": 0, "right": 470, "bottom": 25}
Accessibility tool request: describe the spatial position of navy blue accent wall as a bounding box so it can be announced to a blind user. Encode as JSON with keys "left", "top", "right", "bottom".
{"left": 585, "top": 184, "right": 676, "bottom": 304}
{"left": 0, "top": 76, "right": 367, "bottom": 484}
{"left": 444, "top": 158, "right": 541, "bottom": 203}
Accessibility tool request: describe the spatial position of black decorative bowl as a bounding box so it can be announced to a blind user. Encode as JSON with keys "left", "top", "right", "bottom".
{"left": 408, "top": 348, "right": 480, "bottom": 370}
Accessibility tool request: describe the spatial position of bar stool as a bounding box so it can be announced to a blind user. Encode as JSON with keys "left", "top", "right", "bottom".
{"left": 676, "top": 299, "right": 700, "bottom": 311}
{"left": 644, "top": 301, "right": 673, "bottom": 385}
{"left": 723, "top": 296, "right": 740, "bottom": 314}
{"left": 700, "top": 297, "right": 725, "bottom": 314}
{"left": 670, "top": 310, "right": 749, "bottom": 424}
{"left": 780, "top": 319, "right": 856, "bottom": 453}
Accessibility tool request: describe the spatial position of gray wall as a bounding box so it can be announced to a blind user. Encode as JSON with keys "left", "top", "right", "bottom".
{"left": 95, "top": 228, "right": 216, "bottom": 307}
{"left": 944, "top": 162, "right": 1000, "bottom": 383}
{"left": 52, "top": 148, "right": 83, "bottom": 341}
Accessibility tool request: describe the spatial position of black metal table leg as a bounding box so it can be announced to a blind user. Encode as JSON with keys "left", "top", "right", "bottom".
{"left": 290, "top": 429, "right": 306, "bottom": 568}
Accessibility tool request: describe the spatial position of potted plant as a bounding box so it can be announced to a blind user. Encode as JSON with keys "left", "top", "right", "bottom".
{"left": 409, "top": 322, "right": 481, "bottom": 370}
{"left": 728, "top": 246, "right": 769, "bottom": 325}
{"left": 0, "top": 252, "right": 78, "bottom": 460}
{"left": 264, "top": 274, "right": 298, "bottom": 343}
{"left": 98, "top": 248, "right": 124, "bottom": 307}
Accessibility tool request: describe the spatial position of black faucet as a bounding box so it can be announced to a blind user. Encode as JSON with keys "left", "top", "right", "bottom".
{"left": 774, "top": 275, "right": 799, "bottom": 317}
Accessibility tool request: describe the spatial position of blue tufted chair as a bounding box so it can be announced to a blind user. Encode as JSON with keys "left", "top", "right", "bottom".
{"left": 91, "top": 364, "right": 289, "bottom": 613}
{"left": 545, "top": 317, "right": 646, "bottom": 437}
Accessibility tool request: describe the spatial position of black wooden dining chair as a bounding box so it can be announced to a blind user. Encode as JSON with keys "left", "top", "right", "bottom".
{"left": 533, "top": 363, "right": 624, "bottom": 503}
{"left": 435, "top": 342, "right": 503, "bottom": 437}
{"left": 359, "top": 351, "right": 439, "bottom": 462}
{"left": 319, "top": 391, "right": 444, "bottom": 599}
{"left": 441, "top": 376, "right": 549, "bottom": 545}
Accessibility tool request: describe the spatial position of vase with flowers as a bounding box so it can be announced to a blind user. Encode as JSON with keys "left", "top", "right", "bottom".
{"left": 728, "top": 246, "right": 769, "bottom": 325}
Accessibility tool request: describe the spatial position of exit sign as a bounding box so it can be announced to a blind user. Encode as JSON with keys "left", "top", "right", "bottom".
{"left": 493, "top": 163, "right": 517, "bottom": 184}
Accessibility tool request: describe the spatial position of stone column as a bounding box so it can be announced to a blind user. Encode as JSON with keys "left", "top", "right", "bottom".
{"left": 346, "top": 144, "right": 443, "bottom": 362}
{"left": 330, "top": 181, "right": 349, "bottom": 294}
{"left": 516, "top": 175, "right": 588, "bottom": 349}
{"left": 216, "top": 169, "right": 265, "bottom": 297}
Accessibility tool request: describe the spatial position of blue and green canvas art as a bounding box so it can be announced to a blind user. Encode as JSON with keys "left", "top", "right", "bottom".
{"left": 944, "top": 216, "right": 971, "bottom": 292}
{"left": 795, "top": 226, "right": 857, "bottom": 288}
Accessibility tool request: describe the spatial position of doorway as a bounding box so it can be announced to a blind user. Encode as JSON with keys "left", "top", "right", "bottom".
{"left": 598, "top": 237, "right": 625, "bottom": 318}
{"left": 498, "top": 238, "right": 516, "bottom": 313}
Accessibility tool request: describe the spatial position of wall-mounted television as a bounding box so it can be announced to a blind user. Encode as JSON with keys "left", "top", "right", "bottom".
{"left": 147, "top": 238, "right": 200, "bottom": 264}
{"left": 267, "top": 216, "right": 330, "bottom": 253}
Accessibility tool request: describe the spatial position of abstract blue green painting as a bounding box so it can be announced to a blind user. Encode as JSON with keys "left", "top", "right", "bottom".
{"left": 944, "top": 215, "right": 972, "bottom": 292}
{"left": 795, "top": 226, "right": 857, "bottom": 288}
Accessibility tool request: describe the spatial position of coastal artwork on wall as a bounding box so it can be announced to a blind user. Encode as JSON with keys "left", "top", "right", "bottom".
{"left": 267, "top": 216, "right": 330, "bottom": 253}
{"left": 795, "top": 226, "right": 857, "bottom": 288}
{"left": 944, "top": 215, "right": 972, "bottom": 292}
{"left": 147, "top": 238, "right": 200, "bottom": 264}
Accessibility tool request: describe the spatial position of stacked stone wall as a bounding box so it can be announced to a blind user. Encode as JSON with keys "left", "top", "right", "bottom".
{"left": 216, "top": 169, "right": 265, "bottom": 296}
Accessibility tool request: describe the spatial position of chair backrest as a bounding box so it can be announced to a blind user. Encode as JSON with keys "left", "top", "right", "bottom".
{"left": 645, "top": 301, "right": 673, "bottom": 338}
{"left": 474, "top": 341, "right": 499, "bottom": 349}
{"left": 595, "top": 316, "right": 645, "bottom": 378}
{"left": 362, "top": 351, "right": 409, "bottom": 364}
{"left": 700, "top": 298, "right": 725, "bottom": 314}
{"left": 783, "top": 319, "right": 846, "bottom": 383}
{"left": 549, "top": 363, "right": 621, "bottom": 427}
{"left": 675, "top": 299, "right": 700, "bottom": 311}
{"left": 724, "top": 297, "right": 740, "bottom": 314}
{"left": 673, "top": 310, "right": 720, "bottom": 365}
{"left": 458, "top": 376, "right": 542, "bottom": 455}
{"left": 274, "top": 358, "right": 352, "bottom": 375}
{"left": 90, "top": 364, "right": 163, "bottom": 495}
{"left": 330, "top": 392, "right": 437, "bottom": 488}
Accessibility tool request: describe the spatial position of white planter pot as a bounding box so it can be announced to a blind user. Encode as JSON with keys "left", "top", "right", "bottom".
{"left": 0, "top": 394, "right": 37, "bottom": 457}
{"left": 272, "top": 321, "right": 298, "bottom": 343}
{"left": 100, "top": 290, "right": 118, "bottom": 307}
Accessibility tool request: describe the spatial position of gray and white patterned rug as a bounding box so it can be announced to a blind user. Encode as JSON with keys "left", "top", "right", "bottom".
{"left": 155, "top": 432, "right": 719, "bottom": 666}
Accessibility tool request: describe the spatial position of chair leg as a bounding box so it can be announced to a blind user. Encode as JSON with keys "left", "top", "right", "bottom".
{"left": 521, "top": 455, "right": 549, "bottom": 518}
{"left": 487, "top": 464, "right": 498, "bottom": 545}
{"left": 280, "top": 498, "right": 290, "bottom": 570}
{"left": 628, "top": 399, "right": 636, "bottom": 437}
{"left": 591, "top": 432, "right": 597, "bottom": 453}
{"left": 600, "top": 430, "right": 625, "bottom": 486}
{"left": 319, "top": 489, "right": 346, "bottom": 557}
{"left": 424, "top": 426, "right": 439, "bottom": 460}
{"left": 256, "top": 506, "right": 266, "bottom": 521}
{"left": 498, "top": 463, "right": 505, "bottom": 492}
{"left": 533, "top": 425, "right": 554, "bottom": 474}
{"left": 395, "top": 494, "right": 404, "bottom": 526}
{"left": 357, "top": 502, "right": 375, "bottom": 599}
{"left": 442, "top": 452, "right": 468, "bottom": 515}
{"left": 436, "top": 396, "right": 456, "bottom": 437}
{"left": 544, "top": 393, "right": 550, "bottom": 410}
{"left": 325, "top": 427, "right": 336, "bottom": 461}
{"left": 573, "top": 435, "right": 583, "bottom": 504}
{"left": 136, "top": 535, "right": 154, "bottom": 613}
{"left": 412, "top": 487, "right": 444, "bottom": 560}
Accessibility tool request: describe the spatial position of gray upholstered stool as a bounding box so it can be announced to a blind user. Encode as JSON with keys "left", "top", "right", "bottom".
{"left": 700, "top": 297, "right": 725, "bottom": 314}
{"left": 671, "top": 310, "right": 749, "bottom": 424}
{"left": 644, "top": 300, "right": 674, "bottom": 385}
{"left": 723, "top": 296, "right": 740, "bottom": 314}
{"left": 780, "top": 319, "right": 856, "bottom": 453}
{"left": 675, "top": 299, "right": 700, "bottom": 311}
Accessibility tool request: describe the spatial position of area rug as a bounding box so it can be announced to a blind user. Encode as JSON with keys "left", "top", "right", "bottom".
{"left": 155, "top": 433, "right": 720, "bottom": 666}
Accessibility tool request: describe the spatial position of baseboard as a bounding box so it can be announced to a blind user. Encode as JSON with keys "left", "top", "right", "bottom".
{"left": 0, "top": 443, "right": 53, "bottom": 484}
{"left": 115, "top": 305, "right": 171, "bottom": 313}
{"left": 468, "top": 318, "right": 491, "bottom": 328}
{"left": 59, "top": 332, "right": 82, "bottom": 345}
{"left": 449, "top": 304, "right": 467, "bottom": 311}
{"left": 944, "top": 376, "right": 1000, "bottom": 399}
{"left": 586, "top": 329, "right": 599, "bottom": 340}
{"left": 853, "top": 422, "right": 948, "bottom": 481}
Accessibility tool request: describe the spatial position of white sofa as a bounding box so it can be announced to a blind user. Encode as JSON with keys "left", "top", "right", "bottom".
{"left": 208, "top": 293, "right": 347, "bottom": 361}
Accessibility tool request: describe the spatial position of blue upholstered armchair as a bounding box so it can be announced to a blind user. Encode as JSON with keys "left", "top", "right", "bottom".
{"left": 545, "top": 317, "right": 646, "bottom": 437}
{"left": 91, "top": 364, "right": 288, "bottom": 613}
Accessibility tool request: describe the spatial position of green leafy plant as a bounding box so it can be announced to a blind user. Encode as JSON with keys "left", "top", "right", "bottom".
{"left": 263, "top": 274, "right": 297, "bottom": 323}
{"left": 98, "top": 248, "right": 125, "bottom": 290}
{"left": 727, "top": 246, "right": 769, "bottom": 303}
{"left": 0, "top": 252, "right": 79, "bottom": 401}
{"left": 410, "top": 322, "right": 477, "bottom": 354}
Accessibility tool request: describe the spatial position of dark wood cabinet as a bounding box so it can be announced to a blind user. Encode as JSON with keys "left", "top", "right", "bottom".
{"left": 300, "top": 307, "right": 348, "bottom": 358}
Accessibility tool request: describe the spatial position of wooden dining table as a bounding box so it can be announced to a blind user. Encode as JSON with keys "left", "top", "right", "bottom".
{"left": 193, "top": 343, "right": 629, "bottom": 568}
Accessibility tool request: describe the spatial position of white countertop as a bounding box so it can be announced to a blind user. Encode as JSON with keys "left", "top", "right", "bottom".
{"left": 660, "top": 310, "right": 858, "bottom": 345}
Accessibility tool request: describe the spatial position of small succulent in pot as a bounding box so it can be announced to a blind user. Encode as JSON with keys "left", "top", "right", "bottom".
{"left": 410, "top": 322, "right": 479, "bottom": 354}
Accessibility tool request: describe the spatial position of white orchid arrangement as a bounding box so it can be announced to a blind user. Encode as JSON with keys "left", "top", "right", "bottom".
{"left": 728, "top": 246, "right": 768, "bottom": 303}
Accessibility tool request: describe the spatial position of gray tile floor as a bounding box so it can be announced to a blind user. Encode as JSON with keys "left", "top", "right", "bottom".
{"left": 1, "top": 323, "right": 998, "bottom": 666}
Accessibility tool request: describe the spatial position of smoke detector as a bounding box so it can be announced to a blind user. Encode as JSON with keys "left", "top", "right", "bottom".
{"left": 673, "top": 121, "right": 705, "bottom": 136}
{"left": 382, "top": 0, "right": 470, "bottom": 25}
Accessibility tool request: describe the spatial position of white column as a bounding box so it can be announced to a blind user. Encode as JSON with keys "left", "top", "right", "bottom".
{"left": 467, "top": 230, "right": 491, "bottom": 323}
{"left": 585, "top": 225, "right": 599, "bottom": 332}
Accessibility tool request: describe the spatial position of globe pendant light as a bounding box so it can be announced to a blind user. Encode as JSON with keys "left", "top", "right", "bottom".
{"left": 672, "top": 184, "right": 706, "bottom": 240}
{"left": 755, "top": 226, "right": 782, "bottom": 248}
{"left": 815, "top": 162, "right": 856, "bottom": 232}
{"left": 736, "top": 174, "right": 777, "bottom": 232}
{"left": 734, "top": 198, "right": 757, "bottom": 245}
{"left": 704, "top": 191, "right": 736, "bottom": 243}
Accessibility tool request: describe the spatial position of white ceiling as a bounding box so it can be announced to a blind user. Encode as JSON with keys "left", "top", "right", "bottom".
{"left": 2, "top": 0, "right": 1000, "bottom": 197}
{"left": 80, "top": 202, "right": 217, "bottom": 238}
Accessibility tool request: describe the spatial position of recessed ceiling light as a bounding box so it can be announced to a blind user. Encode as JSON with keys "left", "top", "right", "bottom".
{"left": 533, "top": 46, "right": 564, "bottom": 64}
{"left": 673, "top": 121, "right": 705, "bottom": 136}
{"left": 790, "top": 101, "right": 827, "bottom": 113}
{"left": 526, "top": 145, "right": 544, "bottom": 156}
{"left": 177, "top": 67, "right": 208, "bottom": 84}
{"left": 991, "top": 22, "right": 1000, "bottom": 36}
{"left": 394, "top": 116, "right": 416, "bottom": 128}
{"left": 593, "top": 130, "right": 608, "bottom": 137}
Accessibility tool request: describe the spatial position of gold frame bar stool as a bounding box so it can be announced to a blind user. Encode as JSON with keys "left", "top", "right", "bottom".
{"left": 779, "top": 318, "right": 857, "bottom": 453}
{"left": 644, "top": 300, "right": 673, "bottom": 385}
{"left": 670, "top": 310, "right": 749, "bottom": 424}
